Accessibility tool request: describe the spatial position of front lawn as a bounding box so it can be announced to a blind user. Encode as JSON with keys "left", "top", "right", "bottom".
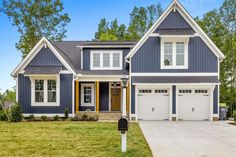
{"left": 0, "top": 121, "right": 152, "bottom": 157}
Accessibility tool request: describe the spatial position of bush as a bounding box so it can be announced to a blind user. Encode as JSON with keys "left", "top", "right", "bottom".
{"left": 0, "top": 109, "right": 9, "bottom": 121}
{"left": 9, "top": 103, "right": 23, "bottom": 122}
{"left": 233, "top": 111, "right": 236, "bottom": 122}
{"left": 27, "top": 114, "right": 35, "bottom": 121}
{"left": 64, "top": 108, "right": 69, "bottom": 119}
{"left": 41, "top": 115, "right": 48, "bottom": 121}
{"left": 53, "top": 115, "right": 60, "bottom": 121}
{"left": 73, "top": 112, "right": 98, "bottom": 121}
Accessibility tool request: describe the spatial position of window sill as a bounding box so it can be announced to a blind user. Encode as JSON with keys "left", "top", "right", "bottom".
{"left": 90, "top": 68, "right": 122, "bottom": 70}
{"left": 31, "top": 102, "right": 59, "bottom": 106}
{"left": 161, "top": 65, "right": 188, "bottom": 69}
{"left": 81, "top": 103, "right": 94, "bottom": 107}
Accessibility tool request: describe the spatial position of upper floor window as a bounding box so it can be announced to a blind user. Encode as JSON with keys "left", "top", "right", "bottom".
{"left": 161, "top": 38, "right": 188, "bottom": 69}
{"left": 91, "top": 50, "right": 122, "bottom": 70}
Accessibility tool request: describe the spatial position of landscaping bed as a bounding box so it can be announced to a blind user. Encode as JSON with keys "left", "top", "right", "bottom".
{"left": 0, "top": 121, "right": 152, "bottom": 157}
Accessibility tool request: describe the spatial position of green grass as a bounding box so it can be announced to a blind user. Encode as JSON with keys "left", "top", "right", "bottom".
{"left": 0, "top": 121, "right": 152, "bottom": 157}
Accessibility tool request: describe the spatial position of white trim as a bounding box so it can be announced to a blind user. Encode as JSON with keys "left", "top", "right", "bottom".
{"left": 78, "top": 75, "right": 123, "bottom": 78}
{"left": 16, "top": 76, "right": 18, "bottom": 102}
{"left": 90, "top": 50, "right": 123, "bottom": 70}
{"left": 30, "top": 76, "right": 60, "bottom": 106}
{"left": 72, "top": 76, "right": 75, "bottom": 115}
{"left": 169, "top": 86, "right": 173, "bottom": 121}
{"left": 80, "top": 46, "right": 83, "bottom": 69}
{"left": 76, "top": 76, "right": 122, "bottom": 82}
{"left": 160, "top": 37, "right": 188, "bottom": 69}
{"left": 59, "top": 70, "right": 73, "bottom": 74}
{"left": 131, "top": 73, "right": 218, "bottom": 76}
{"left": 126, "top": 0, "right": 225, "bottom": 60}
{"left": 77, "top": 45, "right": 134, "bottom": 48}
{"left": 150, "top": 33, "right": 196, "bottom": 38}
{"left": 81, "top": 83, "right": 95, "bottom": 107}
{"left": 23, "top": 113, "right": 74, "bottom": 117}
{"left": 133, "top": 83, "right": 220, "bottom": 86}
{"left": 11, "top": 37, "right": 76, "bottom": 77}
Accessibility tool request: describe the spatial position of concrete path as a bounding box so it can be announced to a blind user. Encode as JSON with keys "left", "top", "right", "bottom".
{"left": 139, "top": 121, "right": 236, "bottom": 157}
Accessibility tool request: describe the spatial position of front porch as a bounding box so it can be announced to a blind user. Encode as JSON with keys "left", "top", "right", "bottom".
{"left": 74, "top": 80, "right": 130, "bottom": 120}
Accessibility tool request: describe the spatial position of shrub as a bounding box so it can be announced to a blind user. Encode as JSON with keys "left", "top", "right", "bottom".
{"left": 0, "top": 109, "right": 8, "bottom": 121}
{"left": 53, "top": 115, "right": 60, "bottom": 121}
{"left": 27, "top": 114, "right": 35, "bottom": 121}
{"left": 9, "top": 102, "right": 23, "bottom": 122}
{"left": 233, "top": 111, "right": 236, "bottom": 122}
{"left": 73, "top": 112, "right": 98, "bottom": 121}
{"left": 41, "top": 115, "right": 48, "bottom": 121}
{"left": 64, "top": 108, "right": 69, "bottom": 119}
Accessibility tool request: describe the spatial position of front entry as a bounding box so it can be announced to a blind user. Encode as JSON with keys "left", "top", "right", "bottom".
{"left": 111, "top": 88, "right": 121, "bottom": 111}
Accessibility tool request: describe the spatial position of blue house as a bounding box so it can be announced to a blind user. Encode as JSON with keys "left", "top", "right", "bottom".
{"left": 12, "top": 0, "right": 225, "bottom": 121}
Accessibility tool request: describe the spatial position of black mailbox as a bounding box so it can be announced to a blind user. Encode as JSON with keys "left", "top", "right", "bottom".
{"left": 118, "top": 117, "right": 128, "bottom": 132}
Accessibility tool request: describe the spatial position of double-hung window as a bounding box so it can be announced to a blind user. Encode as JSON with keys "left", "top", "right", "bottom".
{"left": 81, "top": 83, "right": 94, "bottom": 106}
{"left": 31, "top": 78, "right": 59, "bottom": 106}
{"left": 35, "top": 80, "right": 44, "bottom": 102}
{"left": 91, "top": 51, "right": 122, "bottom": 70}
{"left": 161, "top": 38, "right": 188, "bottom": 69}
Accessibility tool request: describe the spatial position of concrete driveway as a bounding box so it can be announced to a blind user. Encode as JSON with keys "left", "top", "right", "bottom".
{"left": 139, "top": 121, "right": 236, "bottom": 157}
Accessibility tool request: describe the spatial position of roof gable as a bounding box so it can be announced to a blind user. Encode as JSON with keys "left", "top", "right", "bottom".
{"left": 157, "top": 10, "right": 191, "bottom": 29}
{"left": 11, "top": 37, "right": 76, "bottom": 77}
{"left": 126, "top": 0, "right": 225, "bottom": 60}
{"left": 28, "top": 47, "right": 64, "bottom": 67}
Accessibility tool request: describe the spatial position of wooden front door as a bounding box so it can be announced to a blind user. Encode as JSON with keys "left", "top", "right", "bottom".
{"left": 111, "top": 88, "right": 121, "bottom": 111}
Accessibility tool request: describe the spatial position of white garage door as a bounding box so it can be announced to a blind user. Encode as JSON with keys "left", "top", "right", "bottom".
{"left": 138, "top": 88, "right": 169, "bottom": 120}
{"left": 178, "top": 89, "right": 210, "bottom": 120}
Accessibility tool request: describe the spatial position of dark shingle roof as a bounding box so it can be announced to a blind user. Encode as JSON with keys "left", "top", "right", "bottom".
{"left": 24, "top": 66, "right": 62, "bottom": 74}
{"left": 132, "top": 76, "right": 220, "bottom": 84}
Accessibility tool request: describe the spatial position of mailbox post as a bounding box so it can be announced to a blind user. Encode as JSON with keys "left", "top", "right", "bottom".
{"left": 118, "top": 73, "right": 129, "bottom": 152}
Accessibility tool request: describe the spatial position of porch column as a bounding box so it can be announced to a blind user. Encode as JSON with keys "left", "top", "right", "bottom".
{"left": 96, "top": 81, "right": 100, "bottom": 112}
{"left": 126, "top": 81, "right": 130, "bottom": 112}
{"left": 75, "top": 81, "right": 79, "bottom": 112}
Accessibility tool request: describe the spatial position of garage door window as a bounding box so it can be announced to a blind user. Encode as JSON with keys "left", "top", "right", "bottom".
{"left": 195, "top": 90, "right": 208, "bottom": 93}
{"left": 139, "top": 89, "right": 152, "bottom": 93}
{"left": 155, "top": 89, "right": 168, "bottom": 93}
{"left": 179, "top": 90, "right": 192, "bottom": 93}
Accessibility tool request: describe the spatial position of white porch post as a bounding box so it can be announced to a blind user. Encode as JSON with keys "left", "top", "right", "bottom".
{"left": 122, "top": 87, "right": 127, "bottom": 117}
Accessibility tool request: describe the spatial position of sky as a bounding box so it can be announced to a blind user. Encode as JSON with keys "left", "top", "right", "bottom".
{"left": 0, "top": 0, "right": 224, "bottom": 92}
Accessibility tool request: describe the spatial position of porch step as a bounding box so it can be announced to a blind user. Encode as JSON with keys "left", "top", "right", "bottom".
{"left": 98, "top": 112, "right": 122, "bottom": 121}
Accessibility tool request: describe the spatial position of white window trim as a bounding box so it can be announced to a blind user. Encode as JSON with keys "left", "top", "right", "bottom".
{"left": 160, "top": 37, "right": 189, "bottom": 69}
{"left": 90, "top": 50, "right": 123, "bottom": 70}
{"left": 81, "top": 83, "right": 95, "bottom": 107}
{"left": 30, "top": 76, "right": 60, "bottom": 106}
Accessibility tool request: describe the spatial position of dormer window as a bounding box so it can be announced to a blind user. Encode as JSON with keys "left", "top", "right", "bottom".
{"left": 91, "top": 50, "right": 122, "bottom": 70}
{"left": 161, "top": 38, "right": 188, "bottom": 69}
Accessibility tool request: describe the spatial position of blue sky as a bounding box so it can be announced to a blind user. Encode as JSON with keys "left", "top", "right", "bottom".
{"left": 0, "top": 0, "right": 224, "bottom": 92}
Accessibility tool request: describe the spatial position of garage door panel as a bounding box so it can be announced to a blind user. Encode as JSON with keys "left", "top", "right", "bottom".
{"left": 138, "top": 88, "right": 169, "bottom": 120}
{"left": 178, "top": 89, "right": 210, "bottom": 120}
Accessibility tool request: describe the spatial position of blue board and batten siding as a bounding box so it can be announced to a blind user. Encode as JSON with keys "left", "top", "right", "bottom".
{"left": 18, "top": 47, "right": 72, "bottom": 114}
{"left": 156, "top": 10, "right": 192, "bottom": 30}
{"left": 131, "top": 37, "right": 218, "bottom": 73}
{"left": 29, "top": 47, "right": 66, "bottom": 69}
{"left": 78, "top": 82, "right": 109, "bottom": 111}
{"left": 18, "top": 74, "right": 73, "bottom": 114}
{"left": 83, "top": 48, "right": 130, "bottom": 70}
